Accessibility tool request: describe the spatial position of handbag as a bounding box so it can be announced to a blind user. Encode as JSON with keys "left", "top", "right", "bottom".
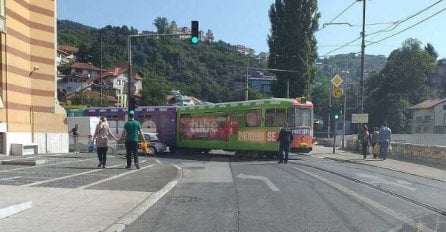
{"left": 141, "top": 141, "right": 150, "bottom": 154}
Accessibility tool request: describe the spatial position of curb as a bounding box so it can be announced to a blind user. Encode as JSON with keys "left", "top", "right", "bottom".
{"left": 320, "top": 156, "right": 446, "bottom": 183}
{"left": 103, "top": 163, "right": 183, "bottom": 232}
{"left": 0, "top": 201, "right": 32, "bottom": 220}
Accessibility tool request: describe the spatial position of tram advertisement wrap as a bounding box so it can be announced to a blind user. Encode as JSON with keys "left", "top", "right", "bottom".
{"left": 180, "top": 115, "right": 229, "bottom": 140}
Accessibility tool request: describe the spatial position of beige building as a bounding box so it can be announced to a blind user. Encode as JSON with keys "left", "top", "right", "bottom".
{"left": 0, "top": 0, "right": 68, "bottom": 155}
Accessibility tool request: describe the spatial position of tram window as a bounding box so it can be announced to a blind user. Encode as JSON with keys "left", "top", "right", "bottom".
{"left": 245, "top": 110, "right": 261, "bottom": 127}
{"left": 296, "top": 109, "right": 312, "bottom": 126}
{"left": 265, "top": 108, "right": 286, "bottom": 127}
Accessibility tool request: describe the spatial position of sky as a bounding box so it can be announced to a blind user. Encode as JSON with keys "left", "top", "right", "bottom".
{"left": 57, "top": 0, "right": 446, "bottom": 58}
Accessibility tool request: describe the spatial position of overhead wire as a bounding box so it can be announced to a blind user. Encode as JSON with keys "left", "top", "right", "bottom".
{"left": 319, "top": 0, "right": 445, "bottom": 56}
{"left": 367, "top": 6, "right": 446, "bottom": 46}
{"left": 317, "top": 0, "right": 358, "bottom": 32}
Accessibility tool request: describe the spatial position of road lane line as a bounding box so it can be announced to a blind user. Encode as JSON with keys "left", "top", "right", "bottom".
{"left": 77, "top": 164, "right": 157, "bottom": 189}
{"left": 155, "top": 159, "right": 162, "bottom": 164}
{"left": 22, "top": 160, "right": 148, "bottom": 187}
{"left": 0, "top": 158, "right": 96, "bottom": 173}
{"left": 286, "top": 165, "right": 436, "bottom": 232}
{"left": 104, "top": 162, "right": 183, "bottom": 232}
{"left": 236, "top": 173, "right": 280, "bottom": 191}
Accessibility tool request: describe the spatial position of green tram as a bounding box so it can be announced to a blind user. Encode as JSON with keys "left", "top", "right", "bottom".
{"left": 176, "top": 98, "right": 314, "bottom": 156}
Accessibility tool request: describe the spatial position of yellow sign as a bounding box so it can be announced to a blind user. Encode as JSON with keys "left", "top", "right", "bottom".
{"left": 332, "top": 87, "right": 343, "bottom": 98}
{"left": 331, "top": 74, "right": 343, "bottom": 87}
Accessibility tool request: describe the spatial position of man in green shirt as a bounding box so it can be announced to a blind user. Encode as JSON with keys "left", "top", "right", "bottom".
{"left": 120, "top": 110, "right": 146, "bottom": 169}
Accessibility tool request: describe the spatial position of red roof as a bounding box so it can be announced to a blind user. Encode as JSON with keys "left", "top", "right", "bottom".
{"left": 410, "top": 98, "right": 446, "bottom": 109}
{"left": 57, "top": 45, "right": 79, "bottom": 53}
{"left": 102, "top": 67, "right": 128, "bottom": 78}
{"left": 71, "top": 63, "right": 101, "bottom": 71}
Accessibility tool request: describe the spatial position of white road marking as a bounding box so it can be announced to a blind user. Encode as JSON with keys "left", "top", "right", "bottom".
{"left": 356, "top": 173, "right": 416, "bottom": 191}
{"left": 155, "top": 159, "right": 162, "bottom": 164}
{"left": 287, "top": 165, "right": 435, "bottom": 232}
{"left": 104, "top": 162, "right": 183, "bottom": 232}
{"left": 237, "top": 173, "right": 280, "bottom": 192}
{"left": 0, "top": 176, "right": 21, "bottom": 181}
{"left": 22, "top": 160, "right": 147, "bottom": 187}
{"left": 77, "top": 164, "right": 157, "bottom": 189}
{"left": 0, "top": 158, "right": 96, "bottom": 173}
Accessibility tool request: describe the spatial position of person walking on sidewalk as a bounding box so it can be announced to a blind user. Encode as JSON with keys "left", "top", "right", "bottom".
{"left": 69, "top": 124, "right": 80, "bottom": 153}
{"left": 361, "top": 125, "right": 370, "bottom": 159}
{"left": 379, "top": 122, "right": 392, "bottom": 160}
{"left": 371, "top": 127, "right": 380, "bottom": 159}
{"left": 93, "top": 116, "right": 118, "bottom": 168}
{"left": 120, "top": 110, "right": 146, "bottom": 169}
{"left": 277, "top": 123, "right": 293, "bottom": 164}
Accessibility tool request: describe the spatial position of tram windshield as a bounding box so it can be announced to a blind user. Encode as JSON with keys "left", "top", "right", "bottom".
{"left": 287, "top": 107, "right": 312, "bottom": 127}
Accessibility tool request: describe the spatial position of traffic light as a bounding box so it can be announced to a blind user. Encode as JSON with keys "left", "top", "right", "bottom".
{"left": 191, "top": 20, "right": 199, "bottom": 44}
{"left": 332, "top": 109, "right": 342, "bottom": 121}
{"left": 129, "top": 96, "right": 137, "bottom": 111}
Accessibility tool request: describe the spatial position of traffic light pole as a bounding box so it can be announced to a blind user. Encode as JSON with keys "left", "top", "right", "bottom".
{"left": 127, "top": 32, "right": 192, "bottom": 112}
{"left": 333, "top": 114, "right": 337, "bottom": 154}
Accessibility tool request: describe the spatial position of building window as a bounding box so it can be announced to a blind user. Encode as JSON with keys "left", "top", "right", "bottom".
{"left": 425, "top": 115, "right": 432, "bottom": 121}
{"left": 415, "top": 127, "right": 421, "bottom": 133}
{"left": 443, "top": 105, "right": 446, "bottom": 110}
{"left": 416, "top": 116, "right": 422, "bottom": 121}
{"left": 424, "top": 127, "right": 429, "bottom": 133}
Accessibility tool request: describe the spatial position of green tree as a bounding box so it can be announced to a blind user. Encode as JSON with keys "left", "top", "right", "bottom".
{"left": 365, "top": 39, "right": 436, "bottom": 132}
{"left": 268, "top": 0, "right": 319, "bottom": 98}
{"left": 153, "top": 17, "right": 171, "bottom": 34}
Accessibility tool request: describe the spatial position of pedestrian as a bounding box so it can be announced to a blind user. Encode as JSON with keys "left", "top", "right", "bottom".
{"left": 93, "top": 116, "right": 118, "bottom": 168}
{"left": 361, "top": 125, "right": 370, "bottom": 159}
{"left": 277, "top": 123, "right": 293, "bottom": 164}
{"left": 69, "top": 124, "right": 80, "bottom": 153}
{"left": 378, "top": 122, "right": 392, "bottom": 160}
{"left": 120, "top": 110, "right": 146, "bottom": 169}
{"left": 371, "top": 127, "right": 380, "bottom": 159}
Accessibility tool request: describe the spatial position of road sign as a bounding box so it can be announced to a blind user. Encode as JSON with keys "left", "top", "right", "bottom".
{"left": 352, "top": 113, "right": 369, "bottom": 123}
{"left": 332, "top": 87, "right": 343, "bottom": 98}
{"left": 331, "top": 74, "right": 343, "bottom": 87}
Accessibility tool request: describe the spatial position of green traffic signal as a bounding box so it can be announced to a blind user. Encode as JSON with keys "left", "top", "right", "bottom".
{"left": 191, "top": 36, "right": 199, "bottom": 44}
{"left": 191, "top": 20, "right": 199, "bottom": 45}
{"left": 334, "top": 114, "right": 340, "bottom": 120}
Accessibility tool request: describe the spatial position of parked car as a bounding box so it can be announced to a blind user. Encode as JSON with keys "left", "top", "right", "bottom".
{"left": 139, "top": 132, "right": 167, "bottom": 155}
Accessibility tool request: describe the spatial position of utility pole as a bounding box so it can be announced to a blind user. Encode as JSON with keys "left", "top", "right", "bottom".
{"left": 245, "top": 58, "right": 249, "bottom": 101}
{"left": 359, "top": 0, "right": 366, "bottom": 113}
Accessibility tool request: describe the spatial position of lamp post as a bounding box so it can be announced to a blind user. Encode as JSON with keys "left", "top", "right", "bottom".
{"left": 100, "top": 35, "right": 103, "bottom": 107}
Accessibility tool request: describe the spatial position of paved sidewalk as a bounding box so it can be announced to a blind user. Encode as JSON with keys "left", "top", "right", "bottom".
{"left": 311, "top": 145, "right": 446, "bottom": 182}
{"left": 0, "top": 185, "right": 151, "bottom": 232}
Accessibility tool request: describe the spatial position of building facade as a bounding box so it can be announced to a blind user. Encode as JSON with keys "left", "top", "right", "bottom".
{"left": 408, "top": 98, "right": 446, "bottom": 134}
{"left": 0, "top": 0, "right": 68, "bottom": 155}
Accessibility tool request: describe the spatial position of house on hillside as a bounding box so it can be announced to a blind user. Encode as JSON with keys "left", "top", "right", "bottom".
{"left": 57, "top": 45, "right": 78, "bottom": 66}
{"left": 99, "top": 67, "right": 143, "bottom": 107}
{"left": 57, "top": 62, "right": 102, "bottom": 97}
{"left": 408, "top": 98, "right": 446, "bottom": 134}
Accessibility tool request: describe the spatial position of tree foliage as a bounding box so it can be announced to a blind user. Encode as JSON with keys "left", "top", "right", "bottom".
{"left": 57, "top": 20, "right": 267, "bottom": 104}
{"left": 365, "top": 39, "right": 436, "bottom": 133}
{"left": 268, "top": 0, "right": 319, "bottom": 98}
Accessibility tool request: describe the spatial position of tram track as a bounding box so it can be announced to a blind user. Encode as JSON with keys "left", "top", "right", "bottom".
{"left": 273, "top": 161, "right": 446, "bottom": 217}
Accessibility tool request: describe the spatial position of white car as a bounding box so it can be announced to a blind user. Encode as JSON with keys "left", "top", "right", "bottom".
{"left": 139, "top": 132, "right": 167, "bottom": 155}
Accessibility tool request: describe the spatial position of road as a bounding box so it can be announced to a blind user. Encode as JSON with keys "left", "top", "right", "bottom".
{"left": 125, "top": 151, "right": 446, "bottom": 232}
{"left": 1, "top": 149, "right": 446, "bottom": 231}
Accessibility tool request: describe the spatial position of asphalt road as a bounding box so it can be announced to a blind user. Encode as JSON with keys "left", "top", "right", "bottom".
{"left": 124, "top": 152, "right": 446, "bottom": 232}
{"left": 1, "top": 151, "right": 445, "bottom": 231}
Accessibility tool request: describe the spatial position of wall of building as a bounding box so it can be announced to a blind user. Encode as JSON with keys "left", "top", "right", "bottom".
{"left": 0, "top": 0, "right": 67, "bottom": 154}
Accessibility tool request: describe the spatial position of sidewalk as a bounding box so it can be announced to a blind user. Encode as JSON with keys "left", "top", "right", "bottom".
{"left": 0, "top": 152, "right": 181, "bottom": 232}
{"left": 310, "top": 145, "right": 446, "bottom": 182}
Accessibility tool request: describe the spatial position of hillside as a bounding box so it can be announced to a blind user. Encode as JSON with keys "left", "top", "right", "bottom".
{"left": 57, "top": 20, "right": 267, "bottom": 103}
